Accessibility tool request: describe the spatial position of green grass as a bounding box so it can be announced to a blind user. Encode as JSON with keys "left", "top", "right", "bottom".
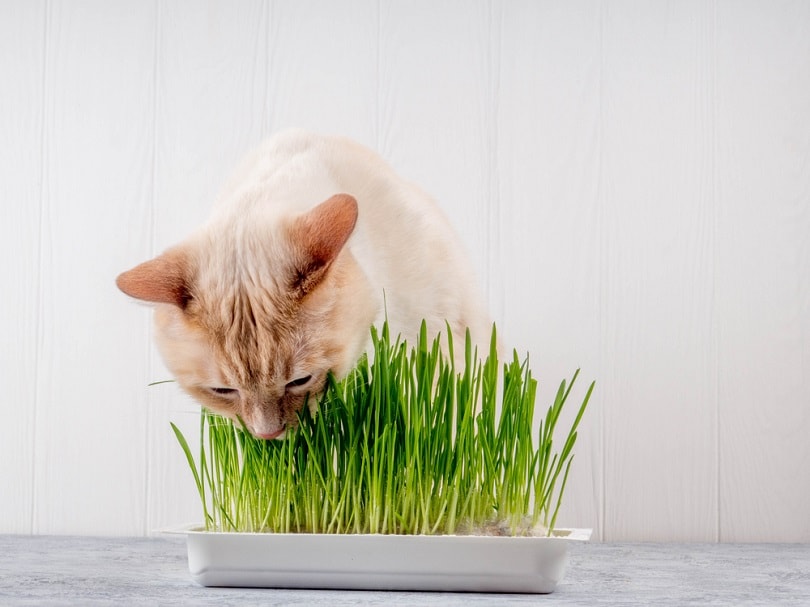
{"left": 172, "top": 321, "right": 594, "bottom": 536}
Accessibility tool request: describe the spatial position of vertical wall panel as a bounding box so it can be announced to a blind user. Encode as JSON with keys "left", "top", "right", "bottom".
{"left": 716, "top": 0, "right": 810, "bottom": 542}
{"left": 265, "top": 0, "right": 378, "bottom": 147}
{"left": 497, "top": 0, "right": 603, "bottom": 537}
{"left": 0, "top": 0, "right": 46, "bottom": 534}
{"left": 378, "top": 0, "right": 494, "bottom": 302}
{"left": 34, "top": 0, "right": 155, "bottom": 534}
{"left": 147, "top": 0, "right": 269, "bottom": 533}
{"left": 601, "top": 1, "right": 718, "bottom": 541}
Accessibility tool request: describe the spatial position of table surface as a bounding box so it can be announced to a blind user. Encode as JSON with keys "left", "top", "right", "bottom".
{"left": 1, "top": 535, "right": 808, "bottom": 606}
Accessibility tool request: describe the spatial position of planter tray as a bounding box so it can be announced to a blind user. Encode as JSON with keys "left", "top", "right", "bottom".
{"left": 172, "top": 526, "right": 591, "bottom": 594}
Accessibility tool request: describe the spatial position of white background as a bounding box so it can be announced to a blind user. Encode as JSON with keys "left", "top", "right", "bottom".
{"left": 1, "top": 0, "right": 808, "bottom": 542}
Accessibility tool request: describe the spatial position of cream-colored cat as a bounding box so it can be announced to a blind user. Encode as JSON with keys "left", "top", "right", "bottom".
{"left": 118, "top": 131, "right": 491, "bottom": 439}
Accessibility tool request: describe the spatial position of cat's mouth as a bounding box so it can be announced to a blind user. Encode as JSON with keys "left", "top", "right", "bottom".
{"left": 252, "top": 427, "right": 286, "bottom": 441}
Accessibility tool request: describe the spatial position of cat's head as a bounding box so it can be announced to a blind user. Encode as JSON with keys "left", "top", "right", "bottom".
{"left": 117, "top": 193, "right": 376, "bottom": 439}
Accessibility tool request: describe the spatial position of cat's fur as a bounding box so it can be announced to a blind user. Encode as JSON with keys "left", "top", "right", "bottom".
{"left": 117, "top": 131, "right": 491, "bottom": 439}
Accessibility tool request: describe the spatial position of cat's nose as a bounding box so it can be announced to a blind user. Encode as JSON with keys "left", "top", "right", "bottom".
{"left": 246, "top": 407, "right": 285, "bottom": 439}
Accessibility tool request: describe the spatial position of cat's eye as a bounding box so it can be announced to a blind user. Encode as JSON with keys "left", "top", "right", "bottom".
{"left": 210, "top": 387, "right": 238, "bottom": 397}
{"left": 285, "top": 375, "right": 313, "bottom": 390}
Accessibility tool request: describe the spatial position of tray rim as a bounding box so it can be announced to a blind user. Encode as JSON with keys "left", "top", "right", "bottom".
{"left": 163, "top": 524, "right": 593, "bottom": 541}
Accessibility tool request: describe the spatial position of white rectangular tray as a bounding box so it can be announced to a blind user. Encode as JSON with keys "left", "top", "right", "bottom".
{"left": 177, "top": 527, "right": 591, "bottom": 594}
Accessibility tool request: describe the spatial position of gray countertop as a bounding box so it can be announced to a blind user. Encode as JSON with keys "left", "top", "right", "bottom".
{"left": 1, "top": 535, "right": 808, "bottom": 606}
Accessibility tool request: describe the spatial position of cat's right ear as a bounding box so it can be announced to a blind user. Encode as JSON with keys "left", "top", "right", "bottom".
{"left": 289, "top": 193, "right": 359, "bottom": 296}
{"left": 116, "top": 248, "right": 192, "bottom": 309}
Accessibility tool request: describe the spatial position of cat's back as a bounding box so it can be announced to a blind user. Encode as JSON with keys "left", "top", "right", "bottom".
{"left": 210, "top": 130, "right": 490, "bottom": 350}
{"left": 213, "top": 130, "right": 440, "bottom": 220}
{"left": 210, "top": 130, "right": 463, "bottom": 272}
{"left": 215, "top": 131, "right": 378, "bottom": 198}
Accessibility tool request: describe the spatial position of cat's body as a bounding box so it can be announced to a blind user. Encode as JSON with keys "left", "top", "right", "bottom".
{"left": 118, "top": 131, "right": 491, "bottom": 439}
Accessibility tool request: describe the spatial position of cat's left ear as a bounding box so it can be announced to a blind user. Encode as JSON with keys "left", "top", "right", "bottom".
{"left": 290, "top": 193, "right": 358, "bottom": 296}
{"left": 116, "top": 247, "right": 193, "bottom": 309}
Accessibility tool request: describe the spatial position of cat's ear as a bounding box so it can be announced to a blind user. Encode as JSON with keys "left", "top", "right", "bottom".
{"left": 290, "top": 193, "right": 358, "bottom": 296}
{"left": 116, "top": 248, "right": 192, "bottom": 309}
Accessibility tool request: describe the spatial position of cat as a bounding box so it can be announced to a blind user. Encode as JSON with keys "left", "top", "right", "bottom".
{"left": 117, "top": 130, "right": 492, "bottom": 440}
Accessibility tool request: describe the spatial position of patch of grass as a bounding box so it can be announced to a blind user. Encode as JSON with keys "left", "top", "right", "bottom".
{"left": 172, "top": 321, "right": 594, "bottom": 536}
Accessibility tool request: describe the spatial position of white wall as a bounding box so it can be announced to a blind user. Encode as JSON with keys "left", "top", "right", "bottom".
{"left": 1, "top": 0, "right": 808, "bottom": 542}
